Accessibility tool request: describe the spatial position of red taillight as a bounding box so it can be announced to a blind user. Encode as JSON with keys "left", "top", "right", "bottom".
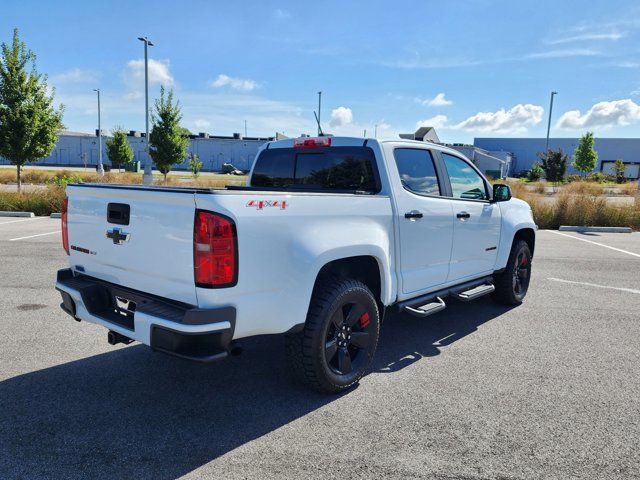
{"left": 293, "top": 136, "right": 332, "bottom": 149}
{"left": 194, "top": 210, "right": 237, "bottom": 288}
{"left": 61, "top": 197, "right": 69, "bottom": 255}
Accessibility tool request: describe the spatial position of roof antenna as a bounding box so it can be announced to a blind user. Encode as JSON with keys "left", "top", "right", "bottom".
{"left": 314, "top": 111, "right": 324, "bottom": 136}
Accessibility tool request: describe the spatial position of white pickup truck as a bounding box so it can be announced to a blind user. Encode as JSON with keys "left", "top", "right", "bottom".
{"left": 56, "top": 136, "right": 536, "bottom": 392}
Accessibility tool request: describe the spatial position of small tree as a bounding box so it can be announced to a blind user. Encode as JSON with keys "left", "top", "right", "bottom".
{"left": 613, "top": 159, "right": 626, "bottom": 184}
{"left": 0, "top": 29, "right": 63, "bottom": 191}
{"left": 105, "top": 126, "right": 133, "bottom": 172}
{"left": 572, "top": 132, "right": 598, "bottom": 177}
{"left": 539, "top": 148, "right": 568, "bottom": 183}
{"left": 149, "top": 86, "right": 188, "bottom": 183}
{"left": 188, "top": 152, "right": 202, "bottom": 177}
{"left": 526, "top": 162, "right": 544, "bottom": 182}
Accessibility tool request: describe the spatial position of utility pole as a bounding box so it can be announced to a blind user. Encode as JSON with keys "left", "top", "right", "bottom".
{"left": 545, "top": 91, "right": 558, "bottom": 153}
{"left": 374, "top": 124, "right": 378, "bottom": 138}
{"left": 317, "top": 91, "right": 322, "bottom": 136}
{"left": 93, "top": 88, "right": 104, "bottom": 176}
{"left": 244, "top": 120, "right": 247, "bottom": 137}
{"left": 138, "top": 36, "right": 154, "bottom": 185}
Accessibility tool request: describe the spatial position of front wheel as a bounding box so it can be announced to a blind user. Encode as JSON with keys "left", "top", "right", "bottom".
{"left": 492, "top": 239, "right": 532, "bottom": 305}
{"left": 286, "top": 277, "right": 380, "bottom": 393}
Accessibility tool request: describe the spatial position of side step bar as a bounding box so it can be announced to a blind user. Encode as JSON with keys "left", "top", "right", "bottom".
{"left": 400, "top": 276, "right": 494, "bottom": 319}
{"left": 453, "top": 284, "right": 495, "bottom": 302}
{"left": 404, "top": 297, "right": 446, "bottom": 318}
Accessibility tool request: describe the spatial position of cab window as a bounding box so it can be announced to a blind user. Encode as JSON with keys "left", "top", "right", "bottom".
{"left": 441, "top": 153, "right": 487, "bottom": 200}
{"left": 393, "top": 148, "right": 440, "bottom": 196}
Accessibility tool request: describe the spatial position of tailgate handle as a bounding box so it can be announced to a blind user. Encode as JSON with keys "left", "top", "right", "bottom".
{"left": 107, "top": 203, "right": 130, "bottom": 225}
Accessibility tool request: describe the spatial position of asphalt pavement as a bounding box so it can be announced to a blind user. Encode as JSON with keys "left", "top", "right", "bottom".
{"left": 0, "top": 217, "right": 639, "bottom": 479}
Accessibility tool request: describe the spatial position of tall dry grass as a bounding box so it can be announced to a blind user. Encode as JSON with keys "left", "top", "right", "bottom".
{"left": 0, "top": 186, "right": 67, "bottom": 216}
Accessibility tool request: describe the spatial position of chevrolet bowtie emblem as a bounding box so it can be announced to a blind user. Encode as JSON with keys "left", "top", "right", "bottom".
{"left": 106, "top": 227, "right": 130, "bottom": 245}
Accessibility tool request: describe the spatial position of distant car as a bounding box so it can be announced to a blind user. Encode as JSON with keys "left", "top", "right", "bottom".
{"left": 56, "top": 136, "right": 536, "bottom": 392}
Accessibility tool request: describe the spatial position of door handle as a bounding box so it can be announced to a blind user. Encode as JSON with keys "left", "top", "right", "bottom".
{"left": 404, "top": 210, "right": 423, "bottom": 219}
{"left": 456, "top": 211, "right": 471, "bottom": 219}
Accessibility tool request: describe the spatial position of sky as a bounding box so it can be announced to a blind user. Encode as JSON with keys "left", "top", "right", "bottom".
{"left": 2, "top": 0, "right": 640, "bottom": 143}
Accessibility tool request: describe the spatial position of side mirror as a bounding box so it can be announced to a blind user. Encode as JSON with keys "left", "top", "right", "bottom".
{"left": 492, "top": 184, "right": 512, "bottom": 202}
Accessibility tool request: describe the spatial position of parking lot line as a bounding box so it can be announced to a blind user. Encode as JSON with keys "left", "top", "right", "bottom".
{"left": 547, "top": 230, "right": 640, "bottom": 258}
{"left": 8, "top": 231, "right": 59, "bottom": 242}
{"left": 0, "top": 217, "right": 48, "bottom": 226}
{"left": 548, "top": 277, "right": 640, "bottom": 295}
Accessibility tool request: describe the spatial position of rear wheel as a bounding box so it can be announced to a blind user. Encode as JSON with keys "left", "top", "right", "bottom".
{"left": 492, "top": 240, "right": 532, "bottom": 305}
{"left": 286, "top": 277, "right": 380, "bottom": 393}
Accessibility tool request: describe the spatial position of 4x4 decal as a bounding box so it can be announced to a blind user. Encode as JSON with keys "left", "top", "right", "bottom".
{"left": 246, "top": 200, "right": 288, "bottom": 210}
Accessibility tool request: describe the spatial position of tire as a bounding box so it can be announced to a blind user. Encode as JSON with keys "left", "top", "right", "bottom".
{"left": 492, "top": 239, "right": 532, "bottom": 305}
{"left": 285, "top": 277, "right": 380, "bottom": 393}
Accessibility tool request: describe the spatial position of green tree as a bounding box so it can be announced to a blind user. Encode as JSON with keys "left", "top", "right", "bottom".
{"left": 188, "top": 152, "right": 202, "bottom": 177}
{"left": 0, "top": 28, "right": 63, "bottom": 191}
{"left": 105, "top": 126, "right": 134, "bottom": 172}
{"left": 149, "top": 86, "right": 188, "bottom": 183}
{"left": 526, "top": 162, "right": 544, "bottom": 181}
{"left": 539, "top": 148, "right": 568, "bottom": 183}
{"left": 613, "top": 159, "right": 626, "bottom": 184}
{"left": 572, "top": 132, "right": 598, "bottom": 176}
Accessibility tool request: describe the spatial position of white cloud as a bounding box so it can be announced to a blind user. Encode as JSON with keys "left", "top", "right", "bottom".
{"left": 50, "top": 68, "right": 99, "bottom": 85}
{"left": 527, "top": 49, "right": 600, "bottom": 59}
{"left": 556, "top": 99, "right": 640, "bottom": 129}
{"left": 273, "top": 8, "right": 291, "bottom": 19}
{"left": 329, "top": 107, "right": 353, "bottom": 127}
{"left": 547, "top": 32, "right": 623, "bottom": 45}
{"left": 422, "top": 93, "right": 453, "bottom": 107}
{"left": 124, "top": 58, "right": 174, "bottom": 99}
{"left": 416, "top": 115, "right": 449, "bottom": 129}
{"left": 193, "top": 119, "right": 211, "bottom": 129}
{"left": 453, "top": 104, "right": 544, "bottom": 133}
{"left": 211, "top": 74, "right": 259, "bottom": 92}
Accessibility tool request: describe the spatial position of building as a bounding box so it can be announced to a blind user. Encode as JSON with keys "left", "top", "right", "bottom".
{"left": 0, "top": 130, "right": 274, "bottom": 172}
{"left": 474, "top": 137, "right": 640, "bottom": 179}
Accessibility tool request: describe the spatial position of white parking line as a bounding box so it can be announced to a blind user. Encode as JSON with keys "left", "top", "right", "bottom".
{"left": 549, "top": 277, "right": 640, "bottom": 295}
{"left": 0, "top": 217, "right": 48, "bottom": 226}
{"left": 8, "top": 231, "right": 59, "bottom": 242}
{"left": 547, "top": 230, "right": 640, "bottom": 258}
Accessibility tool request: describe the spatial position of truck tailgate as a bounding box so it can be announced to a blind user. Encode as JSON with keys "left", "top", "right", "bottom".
{"left": 66, "top": 185, "right": 198, "bottom": 305}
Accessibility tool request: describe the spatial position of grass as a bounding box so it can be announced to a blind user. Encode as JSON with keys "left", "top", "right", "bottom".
{"left": 0, "top": 186, "right": 67, "bottom": 216}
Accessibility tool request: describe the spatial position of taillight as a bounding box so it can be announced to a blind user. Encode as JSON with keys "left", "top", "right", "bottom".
{"left": 293, "top": 136, "right": 332, "bottom": 149}
{"left": 193, "top": 210, "right": 237, "bottom": 288}
{"left": 61, "top": 197, "right": 69, "bottom": 255}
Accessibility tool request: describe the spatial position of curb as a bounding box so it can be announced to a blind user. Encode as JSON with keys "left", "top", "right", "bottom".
{"left": 0, "top": 211, "right": 35, "bottom": 218}
{"left": 559, "top": 226, "right": 632, "bottom": 233}
{"left": 50, "top": 213, "right": 62, "bottom": 219}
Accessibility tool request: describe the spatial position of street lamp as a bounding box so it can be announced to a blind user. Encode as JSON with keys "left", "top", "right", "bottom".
{"left": 545, "top": 91, "right": 558, "bottom": 153}
{"left": 93, "top": 88, "right": 104, "bottom": 176}
{"left": 317, "top": 91, "right": 322, "bottom": 136}
{"left": 138, "top": 36, "right": 154, "bottom": 185}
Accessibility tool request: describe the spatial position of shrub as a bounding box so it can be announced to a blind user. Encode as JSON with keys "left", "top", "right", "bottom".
{"left": 188, "top": 153, "right": 203, "bottom": 177}
{"left": 527, "top": 163, "right": 544, "bottom": 181}
{"left": 613, "top": 160, "right": 626, "bottom": 184}
{"left": 539, "top": 149, "right": 568, "bottom": 183}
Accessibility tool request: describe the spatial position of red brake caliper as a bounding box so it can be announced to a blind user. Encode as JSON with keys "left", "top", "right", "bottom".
{"left": 359, "top": 312, "right": 370, "bottom": 328}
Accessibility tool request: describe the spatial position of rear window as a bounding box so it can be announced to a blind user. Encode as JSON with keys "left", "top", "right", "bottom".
{"left": 251, "top": 146, "right": 380, "bottom": 192}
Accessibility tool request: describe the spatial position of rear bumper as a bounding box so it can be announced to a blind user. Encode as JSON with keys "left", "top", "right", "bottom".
{"left": 55, "top": 269, "right": 235, "bottom": 362}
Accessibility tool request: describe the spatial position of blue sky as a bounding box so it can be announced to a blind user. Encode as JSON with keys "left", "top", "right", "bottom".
{"left": 3, "top": 0, "right": 640, "bottom": 142}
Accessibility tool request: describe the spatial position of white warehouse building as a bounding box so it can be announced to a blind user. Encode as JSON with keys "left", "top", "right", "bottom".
{"left": 0, "top": 130, "right": 274, "bottom": 172}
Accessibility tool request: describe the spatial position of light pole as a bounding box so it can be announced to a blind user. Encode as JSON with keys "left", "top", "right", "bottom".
{"left": 545, "top": 91, "right": 558, "bottom": 153}
{"left": 317, "top": 91, "right": 322, "bottom": 136}
{"left": 93, "top": 88, "right": 104, "bottom": 176}
{"left": 138, "top": 36, "right": 154, "bottom": 185}
{"left": 244, "top": 120, "right": 247, "bottom": 137}
{"left": 374, "top": 124, "right": 378, "bottom": 138}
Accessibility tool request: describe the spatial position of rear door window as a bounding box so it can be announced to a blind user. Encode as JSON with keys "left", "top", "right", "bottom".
{"left": 251, "top": 146, "right": 380, "bottom": 192}
{"left": 393, "top": 148, "right": 441, "bottom": 196}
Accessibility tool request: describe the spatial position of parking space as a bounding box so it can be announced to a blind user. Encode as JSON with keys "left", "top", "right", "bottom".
{"left": 0, "top": 226, "right": 639, "bottom": 479}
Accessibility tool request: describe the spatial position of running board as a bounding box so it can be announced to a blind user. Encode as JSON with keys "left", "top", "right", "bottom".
{"left": 453, "top": 284, "right": 495, "bottom": 302}
{"left": 404, "top": 297, "right": 446, "bottom": 318}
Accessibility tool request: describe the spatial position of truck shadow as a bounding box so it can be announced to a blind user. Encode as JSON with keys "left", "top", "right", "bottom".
{"left": 0, "top": 298, "right": 511, "bottom": 479}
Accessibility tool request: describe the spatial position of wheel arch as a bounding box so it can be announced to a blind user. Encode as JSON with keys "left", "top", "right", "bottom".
{"left": 514, "top": 227, "right": 536, "bottom": 257}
